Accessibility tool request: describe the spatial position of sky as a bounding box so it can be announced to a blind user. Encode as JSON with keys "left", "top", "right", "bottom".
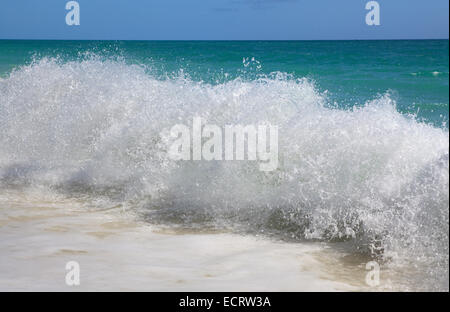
{"left": 0, "top": 0, "right": 448, "bottom": 40}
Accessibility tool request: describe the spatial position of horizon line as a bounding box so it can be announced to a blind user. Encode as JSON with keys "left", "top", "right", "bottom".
{"left": 0, "top": 38, "right": 449, "bottom": 41}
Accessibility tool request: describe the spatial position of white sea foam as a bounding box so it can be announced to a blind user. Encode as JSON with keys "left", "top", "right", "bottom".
{"left": 0, "top": 57, "right": 448, "bottom": 290}
{"left": 0, "top": 189, "right": 357, "bottom": 291}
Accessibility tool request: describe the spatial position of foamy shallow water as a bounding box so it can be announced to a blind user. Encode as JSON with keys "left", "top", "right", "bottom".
{"left": 0, "top": 189, "right": 368, "bottom": 292}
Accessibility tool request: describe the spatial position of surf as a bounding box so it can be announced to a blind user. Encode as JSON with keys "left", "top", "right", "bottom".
{"left": 0, "top": 56, "right": 448, "bottom": 290}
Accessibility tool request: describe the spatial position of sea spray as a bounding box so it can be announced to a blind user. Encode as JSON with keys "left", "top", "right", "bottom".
{"left": 0, "top": 57, "right": 448, "bottom": 290}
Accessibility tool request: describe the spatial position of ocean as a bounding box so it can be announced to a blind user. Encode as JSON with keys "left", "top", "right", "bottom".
{"left": 0, "top": 40, "right": 448, "bottom": 291}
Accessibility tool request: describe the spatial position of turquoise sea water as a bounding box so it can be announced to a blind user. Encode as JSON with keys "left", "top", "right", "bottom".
{"left": 0, "top": 40, "right": 448, "bottom": 127}
{"left": 0, "top": 40, "right": 449, "bottom": 290}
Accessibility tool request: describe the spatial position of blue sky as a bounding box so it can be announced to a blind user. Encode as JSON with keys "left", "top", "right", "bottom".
{"left": 0, "top": 0, "right": 448, "bottom": 40}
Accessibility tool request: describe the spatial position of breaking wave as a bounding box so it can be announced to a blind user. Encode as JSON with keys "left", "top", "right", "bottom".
{"left": 0, "top": 57, "right": 448, "bottom": 290}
